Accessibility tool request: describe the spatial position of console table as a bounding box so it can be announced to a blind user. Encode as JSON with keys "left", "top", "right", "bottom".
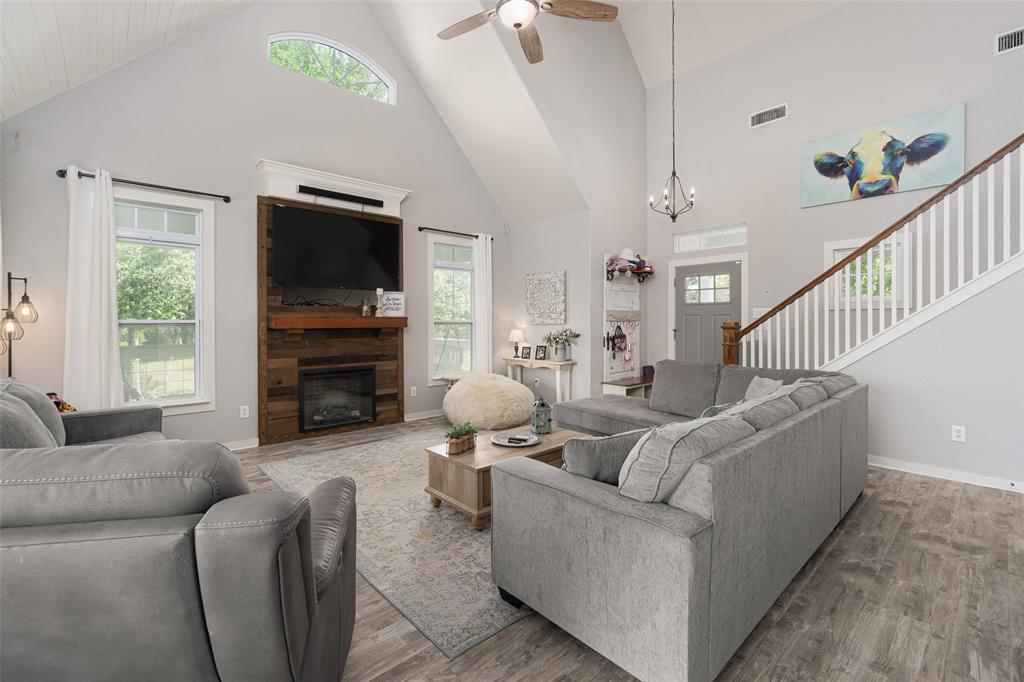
{"left": 503, "top": 357, "right": 576, "bottom": 403}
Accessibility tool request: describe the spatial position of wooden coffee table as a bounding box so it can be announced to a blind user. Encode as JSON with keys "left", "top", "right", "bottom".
{"left": 425, "top": 423, "right": 586, "bottom": 530}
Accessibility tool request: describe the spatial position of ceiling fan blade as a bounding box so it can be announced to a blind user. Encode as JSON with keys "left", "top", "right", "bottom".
{"left": 542, "top": 0, "right": 618, "bottom": 21}
{"left": 518, "top": 24, "right": 544, "bottom": 64}
{"left": 437, "top": 10, "right": 495, "bottom": 40}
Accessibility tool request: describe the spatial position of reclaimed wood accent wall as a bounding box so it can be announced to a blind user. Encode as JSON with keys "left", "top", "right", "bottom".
{"left": 257, "top": 196, "right": 405, "bottom": 445}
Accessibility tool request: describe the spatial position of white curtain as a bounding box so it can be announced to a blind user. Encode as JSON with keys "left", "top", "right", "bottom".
{"left": 63, "top": 166, "right": 120, "bottom": 409}
{"left": 472, "top": 233, "right": 493, "bottom": 374}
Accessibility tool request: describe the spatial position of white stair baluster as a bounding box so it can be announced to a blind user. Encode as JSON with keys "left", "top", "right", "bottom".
{"left": 943, "top": 196, "right": 950, "bottom": 296}
{"left": 1003, "top": 156, "right": 1011, "bottom": 262}
{"left": 957, "top": 186, "right": 965, "bottom": 288}
{"left": 793, "top": 299, "right": 800, "bottom": 369}
{"left": 929, "top": 207, "right": 937, "bottom": 305}
{"left": 814, "top": 286, "right": 820, "bottom": 369}
{"left": 832, "top": 271, "right": 839, "bottom": 362}
{"left": 758, "top": 324, "right": 765, "bottom": 368}
{"left": 803, "top": 292, "right": 810, "bottom": 369}
{"left": 855, "top": 254, "right": 862, "bottom": 343}
{"left": 1019, "top": 147, "right": 1023, "bottom": 255}
{"left": 891, "top": 233, "right": 898, "bottom": 326}
{"left": 844, "top": 263, "right": 852, "bottom": 353}
{"left": 880, "top": 236, "right": 889, "bottom": 331}
{"left": 903, "top": 224, "right": 911, "bottom": 320}
{"left": 784, "top": 307, "right": 791, "bottom": 369}
{"left": 867, "top": 245, "right": 874, "bottom": 339}
{"left": 988, "top": 167, "right": 996, "bottom": 270}
{"left": 775, "top": 314, "right": 781, "bottom": 369}
{"left": 915, "top": 215, "right": 923, "bottom": 311}
{"left": 972, "top": 175, "right": 981, "bottom": 279}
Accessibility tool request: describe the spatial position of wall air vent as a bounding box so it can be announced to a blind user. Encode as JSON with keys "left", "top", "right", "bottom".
{"left": 995, "top": 27, "right": 1024, "bottom": 55}
{"left": 749, "top": 103, "right": 787, "bottom": 129}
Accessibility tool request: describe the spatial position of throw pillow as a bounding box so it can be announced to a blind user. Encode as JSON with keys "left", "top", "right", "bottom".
{"left": 618, "top": 416, "right": 755, "bottom": 503}
{"left": 561, "top": 428, "right": 651, "bottom": 485}
{"left": 3, "top": 379, "right": 66, "bottom": 446}
{"left": 0, "top": 391, "right": 58, "bottom": 449}
{"left": 648, "top": 360, "right": 721, "bottom": 419}
{"left": 744, "top": 376, "right": 784, "bottom": 400}
{"left": 776, "top": 382, "right": 829, "bottom": 410}
{"left": 724, "top": 391, "right": 799, "bottom": 430}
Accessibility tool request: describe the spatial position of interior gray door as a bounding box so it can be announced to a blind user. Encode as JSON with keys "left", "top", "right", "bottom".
{"left": 674, "top": 261, "right": 742, "bottom": 363}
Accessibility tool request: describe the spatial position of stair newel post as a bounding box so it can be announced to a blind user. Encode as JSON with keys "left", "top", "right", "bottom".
{"left": 721, "top": 321, "right": 740, "bottom": 366}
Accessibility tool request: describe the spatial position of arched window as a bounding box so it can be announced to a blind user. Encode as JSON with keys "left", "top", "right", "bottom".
{"left": 268, "top": 33, "right": 396, "bottom": 105}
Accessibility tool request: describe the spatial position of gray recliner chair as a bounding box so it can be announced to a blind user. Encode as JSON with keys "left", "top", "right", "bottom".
{"left": 0, "top": 379, "right": 357, "bottom": 681}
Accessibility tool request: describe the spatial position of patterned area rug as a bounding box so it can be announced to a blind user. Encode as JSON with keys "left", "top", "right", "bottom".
{"left": 259, "top": 427, "right": 530, "bottom": 659}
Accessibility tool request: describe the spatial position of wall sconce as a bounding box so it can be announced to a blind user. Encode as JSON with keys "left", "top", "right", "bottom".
{"left": 4, "top": 273, "right": 39, "bottom": 377}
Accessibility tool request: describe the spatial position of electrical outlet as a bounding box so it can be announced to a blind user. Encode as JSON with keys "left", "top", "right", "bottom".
{"left": 410, "top": 386, "right": 417, "bottom": 397}
{"left": 951, "top": 425, "right": 966, "bottom": 443}
{"left": 239, "top": 405, "right": 250, "bottom": 419}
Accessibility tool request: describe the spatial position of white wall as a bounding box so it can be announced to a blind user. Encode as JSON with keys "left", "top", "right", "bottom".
{"left": 644, "top": 0, "right": 1024, "bottom": 361}
{"left": 0, "top": 1, "right": 508, "bottom": 442}
{"left": 845, "top": 270, "right": 1023, "bottom": 490}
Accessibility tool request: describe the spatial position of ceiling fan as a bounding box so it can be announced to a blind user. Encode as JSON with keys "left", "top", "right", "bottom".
{"left": 437, "top": 0, "right": 619, "bottom": 64}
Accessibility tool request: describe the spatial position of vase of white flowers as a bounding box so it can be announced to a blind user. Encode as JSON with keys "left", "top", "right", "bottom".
{"left": 542, "top": 328, "right": 580, "bottom": 362}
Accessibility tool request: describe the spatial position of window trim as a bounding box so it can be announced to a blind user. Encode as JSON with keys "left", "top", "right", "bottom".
{"left": 823, "top": 236, "right": 909, "bottom": 309}
{"left": 267, "top": 32, "right": 397, "bottom": 106}
{"left": 114, "top": 186, "right": 216, "bottom": 416}
{"left": 426, "top": 232, "right": 474, "bottom": 386}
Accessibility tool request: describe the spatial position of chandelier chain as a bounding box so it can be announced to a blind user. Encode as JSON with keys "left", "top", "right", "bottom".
{"left": 671, "top": 0, "right": 675, "bottom": 174}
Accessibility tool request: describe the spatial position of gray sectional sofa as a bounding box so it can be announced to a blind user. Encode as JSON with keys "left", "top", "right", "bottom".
{"left": 0, "top": 379, "right": 357, "bottom": 681}
{"left": 491, "top": 360, "right": 867, "bottom": 682}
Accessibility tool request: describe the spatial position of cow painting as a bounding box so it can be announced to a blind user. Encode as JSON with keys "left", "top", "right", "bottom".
{"left": 799, "top": 104, "right": 965, "bottom": 208}
{"left": 813, "top": 131, "right": 950, "bottom": 199}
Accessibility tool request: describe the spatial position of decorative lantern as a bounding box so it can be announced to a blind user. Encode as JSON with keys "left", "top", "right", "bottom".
{"left": 532, "top": 393, "right": 552, "bottom": 435}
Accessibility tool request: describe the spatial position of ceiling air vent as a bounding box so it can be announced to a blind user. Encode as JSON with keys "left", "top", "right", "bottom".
{"left": 995, "top": 27, "right": 1024, "bottom": 55}
{"left": 749, "top": 103, "right": 787, "bottom": 129}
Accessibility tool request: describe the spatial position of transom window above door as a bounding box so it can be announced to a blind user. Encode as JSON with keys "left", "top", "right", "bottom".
{"left": 683, "top": 273, "right": 731, "bottom": 303}
{"left": 268, "top": 33, "right": 396, "bottom": 105}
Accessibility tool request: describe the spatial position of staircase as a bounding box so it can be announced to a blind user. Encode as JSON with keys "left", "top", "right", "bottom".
{"left": 722, "top": 132, "right": 1024, "bottom": 370}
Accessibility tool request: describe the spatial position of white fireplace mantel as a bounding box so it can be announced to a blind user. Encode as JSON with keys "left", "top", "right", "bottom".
{"left": 256, "top": 159, "right": 412, "bottom": 218}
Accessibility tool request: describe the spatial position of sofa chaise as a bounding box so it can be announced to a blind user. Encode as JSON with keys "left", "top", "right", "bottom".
{"left": 0, "top": 378, "right": 357, "bottom": 681}
{"left": 491, "top": 360, "right": 867, "bottom": 681}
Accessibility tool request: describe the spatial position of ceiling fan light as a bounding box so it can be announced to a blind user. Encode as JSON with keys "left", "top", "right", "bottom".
{"left": 497, "top": 0, "right": 539, "bottom": 29}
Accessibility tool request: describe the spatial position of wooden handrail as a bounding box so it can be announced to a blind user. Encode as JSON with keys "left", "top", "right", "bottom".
{"left": 737, "top": 131, "right": 1024, "bottom": 340}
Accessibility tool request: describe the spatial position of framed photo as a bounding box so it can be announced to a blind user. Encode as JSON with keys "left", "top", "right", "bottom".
{"left": 520, "top": 346, "right": 532, "bottom": 360}
{"left": 534, "top": 345, "right": 548, "bottom": 360}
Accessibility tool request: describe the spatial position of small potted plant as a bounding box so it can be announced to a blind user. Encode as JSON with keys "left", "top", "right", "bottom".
{"left": 445, "top": 422, "right": 478, "bottom": 455}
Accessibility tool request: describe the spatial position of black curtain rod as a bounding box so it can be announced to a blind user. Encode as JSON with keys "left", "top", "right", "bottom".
{"left": 417, "top": 226, "right": 493, "bottom": 241}
{"left": 55, "top": 169, "right": 231, "bottom": 203}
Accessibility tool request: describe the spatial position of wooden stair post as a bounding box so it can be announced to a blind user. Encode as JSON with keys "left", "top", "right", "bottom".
{"left": 721, "top": 322, "right": 740, "bottom": 365}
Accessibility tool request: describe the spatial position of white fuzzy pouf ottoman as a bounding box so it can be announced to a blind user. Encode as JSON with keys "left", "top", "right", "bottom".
{"left": 442, "top": 373, "right": 534, "bottom": 430}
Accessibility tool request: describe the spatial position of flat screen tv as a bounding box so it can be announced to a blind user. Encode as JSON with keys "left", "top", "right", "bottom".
{"left": 271, "top": 204, "right": 400, "bottom": 291}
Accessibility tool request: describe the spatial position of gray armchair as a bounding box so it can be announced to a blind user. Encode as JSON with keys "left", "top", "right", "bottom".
{"left": 0, "top": 379, "right": 356, "bottom": 681}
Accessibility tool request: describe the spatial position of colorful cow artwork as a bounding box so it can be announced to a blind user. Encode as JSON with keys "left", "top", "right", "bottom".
{"left": 799, "top": 103, "right": 965, "bottom": 208}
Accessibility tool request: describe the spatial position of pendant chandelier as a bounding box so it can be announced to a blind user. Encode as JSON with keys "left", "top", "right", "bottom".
{"left": 648, "top": 0, "right": 694, "bottom": 222}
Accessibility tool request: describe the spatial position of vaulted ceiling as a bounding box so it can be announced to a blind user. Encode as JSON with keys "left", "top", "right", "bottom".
{"left": 617, "top": 0, "right": 843, "bottom": 88}
{"left": 0, "top": 0, "right": 249, "bottom": 119}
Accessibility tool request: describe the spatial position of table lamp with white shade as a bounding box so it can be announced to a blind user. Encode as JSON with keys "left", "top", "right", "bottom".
{"left": 508, "top": 329, "right": 526, "bottom": 358}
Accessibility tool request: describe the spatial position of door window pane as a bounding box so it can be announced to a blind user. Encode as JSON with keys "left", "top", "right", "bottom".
{"left": 715, "top": 289, "right": 731, "bottom": 302}
{"left": 700, "top": 289, "right": 714, "bottom": 303}
{"left": 715, "top": 274, "right": 730, "bottom": 288}
{"left": 700, "top": 275, "right": 714, "bottom": 289}
{"left": 685, "top": 290, "right": 699, "bottom": 303}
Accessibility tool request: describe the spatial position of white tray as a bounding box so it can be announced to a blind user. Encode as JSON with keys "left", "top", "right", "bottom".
{"left": 490, "top": 432, "right": 540, "bottom": 448}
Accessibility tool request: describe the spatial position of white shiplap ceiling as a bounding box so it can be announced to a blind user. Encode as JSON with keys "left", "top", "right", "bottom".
{"left": 0, "top": 0, "right": 249, "bottom": 120}
{"left": 618, "top": 0, "right": 844, "bottom": 88}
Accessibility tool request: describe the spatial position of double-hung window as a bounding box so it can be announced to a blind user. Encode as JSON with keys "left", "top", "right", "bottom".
{"left": 114, "top": 187, "right": 215, "bottom": 413}
{"left": 824, "top": 236, "right": 908, "bottom": 307}
{"left": 428, "top": 234, "right": 474, "bottom": 383}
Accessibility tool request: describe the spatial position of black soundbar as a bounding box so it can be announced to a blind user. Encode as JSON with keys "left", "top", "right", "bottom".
{"left": 297, "top": 184, "right": 385, "bottom": 208}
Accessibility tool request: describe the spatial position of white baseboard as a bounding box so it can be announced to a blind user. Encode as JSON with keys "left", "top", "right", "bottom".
{"left": 224, "top": 437, "right": 259, "bottom": 452}
{"left": 405, "top": 409, "right": 445, "bottom": 422}
{"left": 869, "top": 455, "right": 1022, "bottom": 494}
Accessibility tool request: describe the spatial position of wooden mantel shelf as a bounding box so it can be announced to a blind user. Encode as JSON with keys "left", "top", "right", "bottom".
{"left": 269, "top": 313, "right": 408, "bottom": 330}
